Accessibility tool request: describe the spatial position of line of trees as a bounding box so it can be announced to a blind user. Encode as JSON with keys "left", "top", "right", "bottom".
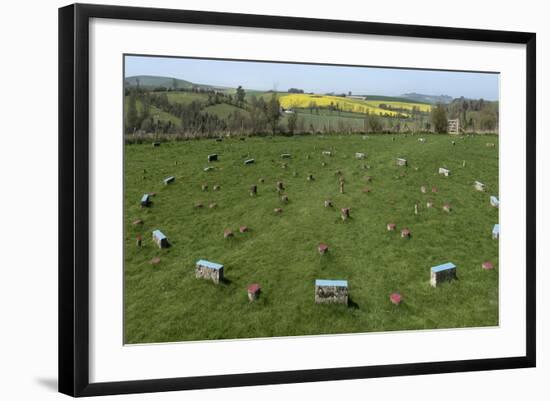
{"left": 126, "top": 85, "right": 499, "bottom": 138}
{"left": 126, "top": 86, "right": 289, "bottom": 137}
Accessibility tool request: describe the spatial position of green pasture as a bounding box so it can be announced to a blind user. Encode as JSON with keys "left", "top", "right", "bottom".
{"left": 124, "top": 133, "right": 499, "bottom": 343}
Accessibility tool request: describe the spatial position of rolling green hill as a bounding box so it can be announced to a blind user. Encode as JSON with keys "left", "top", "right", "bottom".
{"left": 202, "top": 103, "right": 250, "bottom": 119}
{"left": 125, "top": 75, "right": 211, "bottom": 90}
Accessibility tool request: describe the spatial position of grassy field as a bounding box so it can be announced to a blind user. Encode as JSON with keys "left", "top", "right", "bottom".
{"left": 124, "top": 133, "right": 499, "bottom": 344}
{"left": 288, "top": 111, "right": 366, "bottom": 131}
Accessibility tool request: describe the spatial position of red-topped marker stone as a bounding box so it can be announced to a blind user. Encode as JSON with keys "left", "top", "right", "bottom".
{"left": 248, "top": 283, "right": 261, "bottom": 301}
{"left": 390, "top": 292, "right": 402, "bottom": 305}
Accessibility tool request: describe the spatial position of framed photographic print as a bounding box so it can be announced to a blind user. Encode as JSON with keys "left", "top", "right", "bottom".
{"left": 58, "top": 3, "right": 536, "bottom": 397}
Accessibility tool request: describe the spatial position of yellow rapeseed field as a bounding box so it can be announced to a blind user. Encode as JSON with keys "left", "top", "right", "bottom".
{"left": 279, "top": 94, "right": 431, "bottom": 117}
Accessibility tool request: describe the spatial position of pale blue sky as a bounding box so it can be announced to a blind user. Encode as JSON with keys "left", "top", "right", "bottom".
{"left": 125, "top": 55, "right": 499, "bottom": 100}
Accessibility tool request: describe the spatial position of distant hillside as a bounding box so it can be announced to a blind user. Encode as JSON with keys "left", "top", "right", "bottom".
{"left": 125, "top": 75, "right": 208, "bottom": 90}
{"left": 401, "top": 93, "right": 453, "bottom": 104}
{"left": 365, "top": 94, "right": 431, "bottom": 104}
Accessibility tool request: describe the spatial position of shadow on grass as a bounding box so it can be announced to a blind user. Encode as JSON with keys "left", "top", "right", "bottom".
{"left": 348, "top": 297, "right": 360, "bottom": 310}
{"left": 220, "top": 277, "right": 233, "bottom": 285}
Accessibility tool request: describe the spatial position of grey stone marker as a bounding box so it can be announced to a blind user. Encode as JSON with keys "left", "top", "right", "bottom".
{"left": 140, "top": 194, "right": 151, "bottom": 207}
{"left": 438, "top": 167, "right": 450, "bottom": 177}
{"left": 152, "top": 142, "right": 160, "bottom": 147}
{"left": 430, "top": 262, "right": 457, "bottom": 287}
{"left": 341, "top": 208, "right": 350, "bottom": 221}
{"left": 315, "top": 279, "right": 349, "bottom": 305}
{"left": 164, "top": 176, "right": 175, "bottom": 185}
{"left": 195, "top": 259, "right": 224, "bottom": 284}
{"left": 281, "top": 153, "right": 291, "bottom": 159}
{"left": 355, "top": 152, "right": 366, "bottom": 159}
{"left": 208, "top": 154, "right": 218, "bottom": 162}
{"left": 474, "top": 181, "right": 486, "bottom": 191}
{"left": 322, "top": 151, "right": 332, "bottom": 156}
{"left": 492, "top": 224, "right": 500, "bottom": 239}
{"left": 396, "top": 158, "right": 407, "bottom": 167}
{"left": 244, "top": 159, "right": 255, "bottom": 165}
{"left": 203, "top": 166, "right": 214, "bottom": 172}
{"left": 152, "top": 230, "right": 168, "bottom": 249}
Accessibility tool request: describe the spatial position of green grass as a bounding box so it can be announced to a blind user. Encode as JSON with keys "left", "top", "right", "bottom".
{"left": 124, "top": 133, "right": 499, "bottom": 344}
{"left": 290, "top": 111, "right": 367, "bottom": 131}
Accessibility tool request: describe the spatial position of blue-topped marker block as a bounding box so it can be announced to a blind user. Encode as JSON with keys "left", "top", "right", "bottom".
{"left": 140, "top": 194, "right": 151, "bottom": 207}
{"left": 492, "top": 224, "right": 500, "bottom": 239}
{"left": 164, "top": 176, "right": 175, "bottom": 185}
{"left": 315, "top": 279, "right": 349, "bottom": 305}
{"left": 490, "top": 196, "right": 499, "bottom": 208}
{"left": 430, "top": 262, "right": 457, "bottom": 287}
{"left": 152, "top": 230, "right": 168, "bottom": 248}
{"left": 315, "top": 279, "right": 348, "bottom": 287}
{"left": 195, "top": 259, "right": 224, "bottom": 284}
{"left": 196, "top": 259, "right": 223, "bottom": 270}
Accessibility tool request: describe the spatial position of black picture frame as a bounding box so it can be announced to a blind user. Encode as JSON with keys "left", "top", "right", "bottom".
{"left": 59, "top": 3, "right": 536, "bottom": 397}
